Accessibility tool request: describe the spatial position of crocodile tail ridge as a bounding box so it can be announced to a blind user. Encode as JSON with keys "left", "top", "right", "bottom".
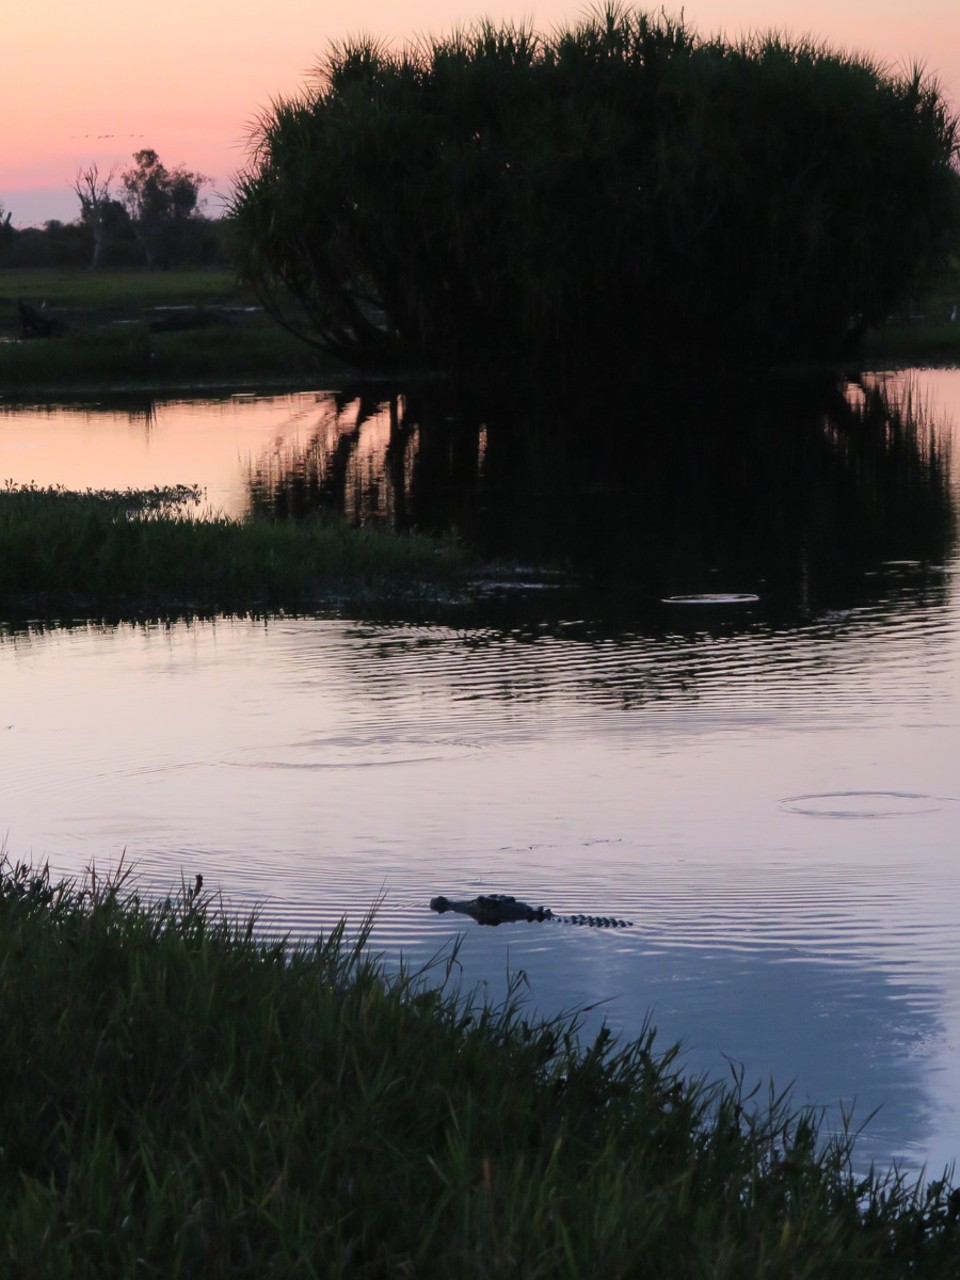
{"left": 556, "top": 913, "right": 633, "bottom": 928}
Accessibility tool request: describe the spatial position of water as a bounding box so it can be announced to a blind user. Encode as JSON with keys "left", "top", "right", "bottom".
{"left": 3, "top": 370, "right": 960, "bottom": 1178}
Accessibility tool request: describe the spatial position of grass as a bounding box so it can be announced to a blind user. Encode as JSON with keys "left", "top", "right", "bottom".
{"left": 1, "top": 855, "right": 958, "bottom": 1279}
{"left": 0, "top": 317, "right": 337, "bottom": 389}
{"left": 0, "top": 265, "right": 347, "bottom": 390}
{"left": 0, "top": 483, "right": 468, "bottom": 620}
{"left": 0, "top": 266, "right": 252, "bottom": 312}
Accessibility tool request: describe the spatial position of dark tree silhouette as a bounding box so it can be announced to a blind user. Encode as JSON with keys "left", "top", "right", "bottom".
{"left": 232, "top": 5, "right": 960, "bottom": 383}
{"left": 121, "top": 149, "right": 208, "bottom": 268}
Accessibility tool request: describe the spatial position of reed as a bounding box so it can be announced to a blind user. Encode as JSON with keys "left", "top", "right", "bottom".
{"left": 0, "top": 483, "right": 465, "bottom": 619}
{"left": 1, "top": 855, "right": 957, "bottom": 1278}
{"left": 231, "top": 4, "right": 960, "bottom": 383}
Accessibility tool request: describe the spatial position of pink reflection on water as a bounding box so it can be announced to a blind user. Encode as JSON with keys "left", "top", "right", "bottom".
{"left": 0, "top": 390, "right": 343, "bottom": 517}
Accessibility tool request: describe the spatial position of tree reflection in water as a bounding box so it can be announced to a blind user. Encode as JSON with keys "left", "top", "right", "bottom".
{"left": 245, "top": 373, "right": 955, "bottom": 626}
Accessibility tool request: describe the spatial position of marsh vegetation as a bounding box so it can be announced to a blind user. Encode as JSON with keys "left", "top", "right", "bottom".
{"left": 0, "top": 482, "right": 466, "bottom": 620}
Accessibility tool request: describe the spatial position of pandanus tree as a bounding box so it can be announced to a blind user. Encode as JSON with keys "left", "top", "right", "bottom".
{"left": 231, "top": 4, "right": 960, "bottom": 382}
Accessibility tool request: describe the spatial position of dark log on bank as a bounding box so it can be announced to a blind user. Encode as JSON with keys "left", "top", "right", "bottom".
{"left": 18, "top": 299, "right": 68, "bottom": 338}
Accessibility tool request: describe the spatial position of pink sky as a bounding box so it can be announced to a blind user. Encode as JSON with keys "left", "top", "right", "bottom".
{"left": 4, "top": 1, "right": 958, "bottom": 227}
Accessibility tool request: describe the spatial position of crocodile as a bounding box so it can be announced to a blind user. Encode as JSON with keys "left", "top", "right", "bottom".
{"left": 429, "top": 893, "right": 632, "bottom": 928}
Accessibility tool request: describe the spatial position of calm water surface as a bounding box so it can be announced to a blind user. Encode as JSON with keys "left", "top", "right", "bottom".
{"left": 3, "top": 370, "right": 960, "bottom": 1178}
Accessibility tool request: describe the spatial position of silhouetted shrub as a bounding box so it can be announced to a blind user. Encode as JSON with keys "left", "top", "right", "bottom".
{"left": 231, "top": 4, "right": 960, "bottom": 382}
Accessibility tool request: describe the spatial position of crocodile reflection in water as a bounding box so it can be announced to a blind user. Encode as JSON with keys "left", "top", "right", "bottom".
{"left": 429, "top": 893, "right": 632, "bottom": 928}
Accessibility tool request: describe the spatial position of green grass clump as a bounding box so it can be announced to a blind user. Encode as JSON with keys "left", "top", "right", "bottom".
{"left": 0, "top": 324, "right": 157, "bottom": 385}
{"left": 1, "top": 856, "right": 958, "bottom": 1278}
{"left": 144, "top": 318, "right": 335, "bottom": 383}
{"left": 0, "top": 483, "right": 465, "bottom": 619}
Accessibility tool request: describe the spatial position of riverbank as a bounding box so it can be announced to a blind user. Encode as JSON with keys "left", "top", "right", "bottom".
{"left": 0, "top": 484, "right": 469, "bottom": 621}
{"left": 2, "top": 265, "right": 959, "bottom": 395}
{"left": 0, "top": 267, "right": 348, "bottom": 391}
{"left": 1, "top": 855, "right": 957, "bottom": 1278}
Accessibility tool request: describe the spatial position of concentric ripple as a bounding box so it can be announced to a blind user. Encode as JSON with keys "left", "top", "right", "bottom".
{"left": 778, "top": 790, "right": 952, "bottom": 818}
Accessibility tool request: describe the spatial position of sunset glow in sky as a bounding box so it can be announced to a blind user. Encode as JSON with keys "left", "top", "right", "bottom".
{"left": 4, "top": 1, "right": 958, "bottom": 227}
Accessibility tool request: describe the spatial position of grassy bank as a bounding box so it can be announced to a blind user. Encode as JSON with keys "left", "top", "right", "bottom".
{"left": 0, "top": 484, "right": 466, "bottom": 620}
{"left": 1, "top": 857, "right": 957, "bottom": 1279}
{"left": 0, "top": 266, "right": 346, "bottom": 390}
{"left": 0, "top": 266, "right": 250, "bottom": 312}
{"left": 0, "top": 316, "right": 338, "bottom": 389}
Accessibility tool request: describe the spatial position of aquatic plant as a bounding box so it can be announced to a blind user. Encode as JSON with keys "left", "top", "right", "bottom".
{"left": 1, "top": 854, "right": 958, "bottom": 1277}
{"left": 0, "top": 483, "right": 465, "bottom": 619}
{"left": 231, "top": 4, "right": 960, "bottom": 383}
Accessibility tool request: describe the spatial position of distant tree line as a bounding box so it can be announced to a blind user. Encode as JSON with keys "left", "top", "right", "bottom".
{"left": 231, "top": 3, "right": 960, "bottom": 382}
{"left": 1, "top": 150, "right": 230, "bottom": 270}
